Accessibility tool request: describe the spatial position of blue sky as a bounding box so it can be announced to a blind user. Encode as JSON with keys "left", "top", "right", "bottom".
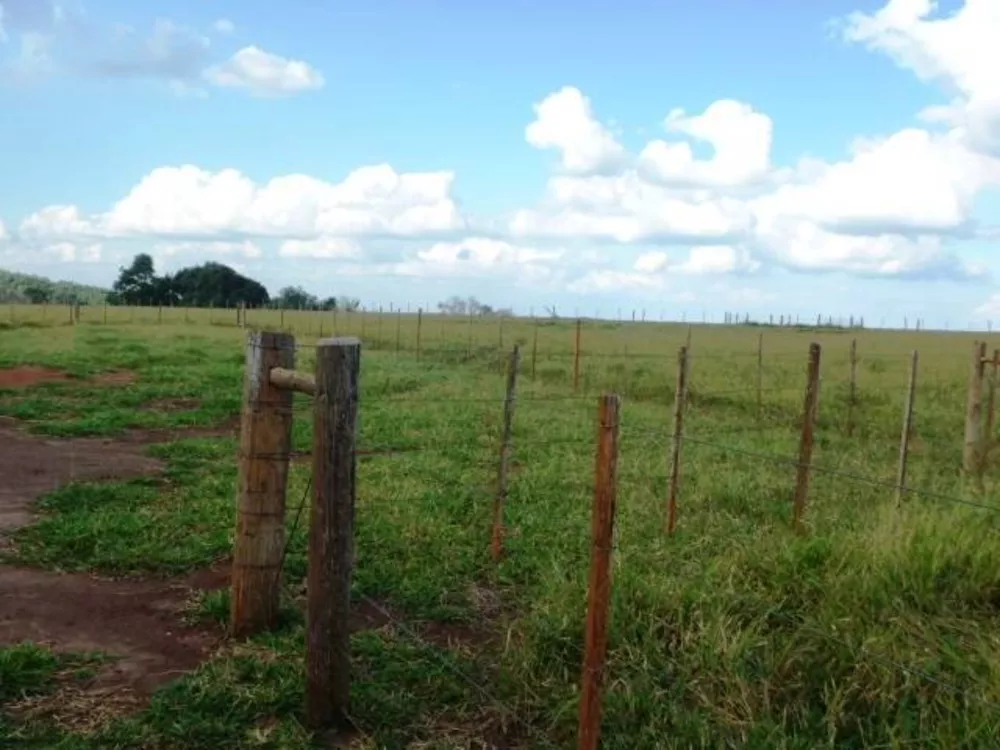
{"left": 1, "top": 0, "right": 999, "bottom": 328}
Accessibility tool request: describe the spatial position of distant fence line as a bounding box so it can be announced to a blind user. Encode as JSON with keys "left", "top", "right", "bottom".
{"left": 227, "top": 328, "right": 997, "bottom": 745}
{"left": 10, "top": 299, "right": 996, "bottom": 335}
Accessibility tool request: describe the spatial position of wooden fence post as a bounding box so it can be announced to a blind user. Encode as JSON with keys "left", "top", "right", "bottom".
{"left": 963, "top": 341, "right": 987, "bottom": 487}
{"left": 376, "top": 306, "right": 384, "bottom": 349}
{"left": 985, "top": 349, "right": 999, "bottom": 459}
{"left": 416, "top": 308, "right": 423, "bottom": 359}
{"left": 577, "top": 393, "right": 620, "bottom": 750}
{"left": 793, "top": 343, "right": 822, "bottom": 533}
{"left": 491, "top": 346, "right": 520, "bottom": 561}
{"left": 531, "top": 321, "right": 539, "bottom": 379}
{"left": 395, "top": 310, "right": 402, "bottom": 353}
{"left": 67, "top": 302, "right": 74, "bottom": 325}
{"left": 756, "top": 332, "right": 763, "bottom": 421}
{"left": 666, "top": 346, "right": 688, "bottom": 534}
{"left": 306, "top": 337, "right": 361, "bottom": 730}
{"left": 499, "top": 315, "right": 505, "bottom": 350}
{"left": 230, "top": 331, "right": 296, "bottom": 637}
{"left": 103, "top": 302, "right": 107, "bottom": 324}
{"left": 573, "top": 318, "right": 582, "bottom": 392}
{"left": 847, "top": 338, "right": 858, "bottom": 436}
{"left": 895, "top": 350, "right": 919, "bottom": 507}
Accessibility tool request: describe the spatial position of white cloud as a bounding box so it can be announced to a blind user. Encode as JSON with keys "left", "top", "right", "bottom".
{"left": 403, "top": 237, "right": 562, "bottom": 277}
{"left": 204, "top": 46, "right": 324, "bottom": 96}
{"left": 213, "top": 18, "right": 235, "bottom": 35}
{"left": 673, "top": 245, "right": 760, "bottom": 275}
{"left": 974, "top": 293, "right": 1000, "bottom": 319}
{"left": 568, "top": 270, "right": 666, "bottom": 294}
{"left": 525, "top": 86, "right": 625, "bottom": 175}
{"left": 843, "top": 0, "right": 1000, "bottom": 156}
{"left": 279, "top": 237, "right": 361, "bottom": 259}
{"left": 155, "top": 240, "right": 262, "bottom": 259}
{"left": 0, "top": 5, "right": 8, "bottom": 44}
{"left": 510, "top": 171, "right": 751, "bottom": 243}
{"left": 0, "top": 219, "right": 7, "bottom": 241}
{"left": 44, "top": 241, "right": 101, "bottom": 262}
{"left": 90, "top": 18, "right": 211, "bottom": 83}
{"left": 634, "top": 251, "right": 668, "bottom": 274}
{"left": 20, "top": 163, "right": 465, "bottom": 240}
{"left": 752, "top": 128, "right": 1000, "bottom": 236}
{"left": 639, "top": 100, "right": 773, "bottom": 187}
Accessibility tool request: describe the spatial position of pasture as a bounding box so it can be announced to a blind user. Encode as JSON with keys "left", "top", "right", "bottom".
{"left": 1, "top": 306, "right": 999, "bottom": 749}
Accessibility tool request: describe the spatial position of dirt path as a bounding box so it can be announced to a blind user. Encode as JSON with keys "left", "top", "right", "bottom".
{"left": 0, "top": 422, "right": 230, "bottom": 697}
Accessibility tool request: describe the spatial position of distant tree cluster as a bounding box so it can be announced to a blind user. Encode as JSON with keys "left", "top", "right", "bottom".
{"left": 436, "top": 295, "right": 512, "bottom": 317}
{"left": 107, "top": 254, "right": 270, "bottom": 308}
{"left": 272, "top": 285, "right": 360, "bottom": 311}
{"left": 0, "top": 270, "right": 107, "bottom": 305}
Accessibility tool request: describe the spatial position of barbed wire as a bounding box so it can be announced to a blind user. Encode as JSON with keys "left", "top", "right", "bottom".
{"left": 680, "top": 432, "right": 1000, "bottom": 514}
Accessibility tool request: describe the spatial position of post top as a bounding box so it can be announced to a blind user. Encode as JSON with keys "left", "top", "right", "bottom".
{"left": 316, "top": 336, "right": 362, "bottom": 347}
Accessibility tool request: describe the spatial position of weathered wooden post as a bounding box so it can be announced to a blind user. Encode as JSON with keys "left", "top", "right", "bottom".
{"left": 896, "top": 350, "right": 919, "bottom": 507}
{"left": 847, "top": 338, "right": 858, "bottom": 436}
{"left": 756, "top": 332, "right": 764, "bottom": 422}
{"left": 793, "top": 343, "right": 821, "bottom": 533}
{"left": 306, "top": 337, "right": 361, "bottom": 730}
{"left": 985, "top": 349, "right": 999, "bottom": 461}
{"left": 573, "top": 318, "right": 582, "bottom": 391}
{"left": 491, "top": 345, "right": 520, "bottom": 561}
{"left": 416, "top": 308, "right": 423, "bottom": 359}
{"left": 666, "top": 346, "right": 688, "bottom": 534}
{"left": 963, "top": 341, "right": 987, "bottom": 488}
{"left": 577, "top": 393, "right": 620, "bottom": 750}
{"left": 230, "top": 331, "right": 296, "bottom": 637}
{"left": 531, "top": 321, "right": 539, "bottom": 380}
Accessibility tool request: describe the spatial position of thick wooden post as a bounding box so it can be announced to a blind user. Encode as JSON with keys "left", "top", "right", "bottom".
{"left": 499, "top": 315, "right": 505, "bottom": 350}
{"left": 896, "top": 350, "right": 919, "bottom": 507}
{"left": 395, "top": 310, "right": 402, "bottom": 353}
{"left": 577, "top": 393, "right": 620, "bottom": 750}
{"left": 666, "top": 346, "right": 688, "bottom": 534}
{"left": 230, "top": 331, "right": 296, "bottom": 637}
{"left": 964, "top": 341, "right": 987, "bottom": 486}
{"left": 573, "top": 318, "right": 582, "bottom": 391}
{"left": 491, "top": 346, "right": 520, "bottom": 561}
{"left": 847, "top": 338, "right": 858, "bottom": 436}
{"left": 103, "top": 302, "right": 107, "bottom": 324}
{"left": 793, "top": 343, "right": 821, "bottom": 533}
{"left": 306, "top": 337, "right": 361, "bottom": 730}
{"left": 158, "top": 305, "right": 163, "bottom": 325}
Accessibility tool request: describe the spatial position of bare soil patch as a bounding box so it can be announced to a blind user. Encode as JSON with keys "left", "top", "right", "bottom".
{"left": 91, "top": 370, "right": 136, "bottom": 386}
{"left": 0, "top": 367, "right": 139, "bottom": 390}
{"left": 0, "top": 424, "right": 224, "bottom": 702}
{"left": 0, "top": 366, "right": 71, "bottom": 389}
{"left": 0, "top": 425, "right": 164, "bottom": 539}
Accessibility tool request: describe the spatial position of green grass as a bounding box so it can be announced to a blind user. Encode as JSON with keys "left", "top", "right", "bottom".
{"left": 1, "top": 319, "right": 999, "bottom": 748}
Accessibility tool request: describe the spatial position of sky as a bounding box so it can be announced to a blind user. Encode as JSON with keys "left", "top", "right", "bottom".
{"left": 1, "top": 0, "right": 999, "bottom": 328}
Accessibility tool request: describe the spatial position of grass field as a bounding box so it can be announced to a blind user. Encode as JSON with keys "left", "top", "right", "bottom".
{"left": 2, "top": 309, "right": 999, "bottom": 749}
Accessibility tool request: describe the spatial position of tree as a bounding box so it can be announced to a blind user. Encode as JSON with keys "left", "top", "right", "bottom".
{"left": 23, "top": 283, "right": 53, "bottom": 304}
{"left": 112, "top": 254, "right": 158, "bottom": 305}
{"left": 275, "top": 286, "right": 318, "bottom": 310}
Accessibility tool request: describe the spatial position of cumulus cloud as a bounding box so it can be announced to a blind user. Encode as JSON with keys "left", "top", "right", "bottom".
{"left": 639, "top": 100, "right": 774, "bottom": 188}
{"left": 510, "top": 172, "right": 752, "bottom": 243}
{"left": 20, "top": 164, "right": 465, "bottom": 241}
{"left": 44, "top": 241, "right": 102, "bottom": 262}
{"left": 0, "top": 219, "right": 7, "bottom": 241}
{"left": 204, "top": 46, "right": 324, "bottom": 96}
{"left": 525, "top": 86, "right": 625, "bottom": 175}
{"left": 843, "top": 0, "right": 1000, "bottom": 156}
